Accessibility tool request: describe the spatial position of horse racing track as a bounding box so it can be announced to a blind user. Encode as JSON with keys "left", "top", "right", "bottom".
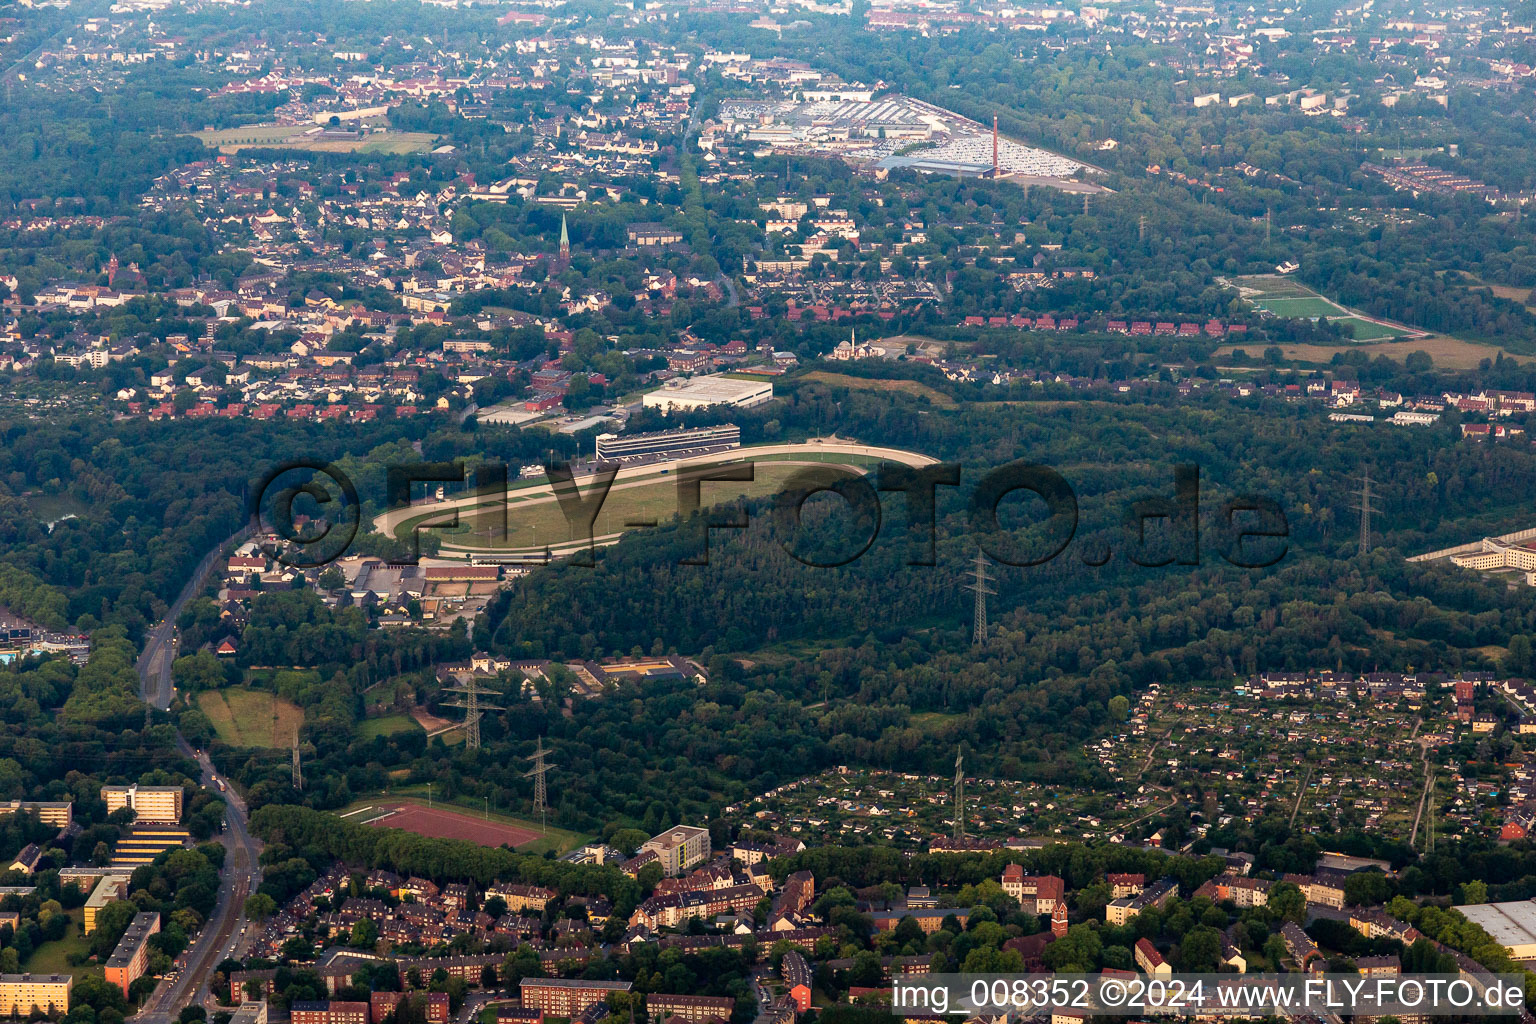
{"left": 363, "top": 802, "right": 543, "bottom": 848}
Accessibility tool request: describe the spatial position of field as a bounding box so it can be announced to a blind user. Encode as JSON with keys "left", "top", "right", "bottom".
{"left": 1480, "top": 282, "right": 1533, "bottom": 305}
{"left": 357, "top": 713, "right": 421, "bottom": 740}
{"left": 799, "top": 370, "right": 956, "bottom": 407}
{"left": 1232, "top": 275, "right": 1348, "bottom": 318}
{"left": 1334, "top": 317, "right": 1412, "bottom": 341}
{"left": 191, "top": 124, "right": 437, "bottom": 154}
{"left": 1216, "top": 332, "right": 1509, "bottom": 370}
{"left": 343, "top": 795, "right": 587, "bottom": 854}
{"left": 1251, "top": 296, "right": 1347, "bottom": 318}
{"left": 1453, "top": 276, "right": 1536, "bottom": 314}
{"left": 24, "top": 492, "right": 88, "bottom": 524}
{"left": 1226, "top": 273, "right": 1464, "bottom": 355}
{"left": 399, "top": 460, "right": 864, "bottom": 551}
{"left": 1230, "top": 275, "right": 1316, "bottom": 298}
{"left": 198, "top": 688, "right": 304, "bottom": 748}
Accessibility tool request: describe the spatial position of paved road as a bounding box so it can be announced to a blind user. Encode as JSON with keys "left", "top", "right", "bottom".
{"left": 131, "top": 528, "right": 262, "bottom": 1023}
{"left": 752, "top": 968, "right": 777, "bottom": 1024}
{"left": 456, "top": 992, "right": 514, "bottom": 1023}
{"left": 136, "top": 527, "right": 249, "bottom": 710}
{"left": 135, "top": 748, "right": 262, "bottom": 1022}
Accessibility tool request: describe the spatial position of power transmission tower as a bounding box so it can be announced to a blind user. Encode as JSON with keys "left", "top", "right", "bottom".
{"left": 1265, "top": 207, "right": 1272, "bottom": 244}
{"left": 525, "top": 737, "right": 555, "bottom": 832}
{"left": 292, "top": 733, "right": 302, "bottom": 790}
{"left": 444, "top": 675, "right": 503, "bottom": 750}
{"left": 1139, "top": 214, "right": 1147, "bottom": 242}
{"left": 1348, "top": 469, "right": 1376, "bottom": 557}
{"left": 952, "top": 748, "right": 965, "bottom": 842}
{"left": 964, "top": 549, "right": 995, "bottom": 646}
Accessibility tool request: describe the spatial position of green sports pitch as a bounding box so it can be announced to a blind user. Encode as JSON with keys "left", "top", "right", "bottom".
{"left": 1334, "top": 317, "right": 1411, "bottom": 340}
{"left": 1251, "top": 296, "right": 1346, "bottom": 318}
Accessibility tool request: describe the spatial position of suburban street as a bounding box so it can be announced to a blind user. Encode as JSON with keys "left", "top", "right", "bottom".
{"left": 137, "top": 527, "right": 248, "bottom": 710}
{"left": 131, "top": 527, "right": 262, "bottom": 1022}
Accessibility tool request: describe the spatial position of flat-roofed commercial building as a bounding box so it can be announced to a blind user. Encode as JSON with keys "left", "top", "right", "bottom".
{"left": 642, "top": 825, "right": 712, "bottom": 877}
{"left": 1457, "top": 901, "right": 1536, "bottom": 960}
{"left": 0, "top": 974, "right": 71, "bottom": 1016}
{"left": 594, "top": 424, "right": 741, "bottom": 462}
{"left": 642, "top": 376, "right": 772, "bottom": 416}
{"left": 105, "top": 911, "right": 160, "bottom": 996}
{"left": 521, "top": 978, "right": 633, "bottom": 1017}
{"left": 101, "top": 784, "right": 182, "bottom": 823}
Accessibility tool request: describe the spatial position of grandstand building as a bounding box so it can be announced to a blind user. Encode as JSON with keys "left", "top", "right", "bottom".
{"left": 593, "top": 424, "right": 741, "bottom": 462}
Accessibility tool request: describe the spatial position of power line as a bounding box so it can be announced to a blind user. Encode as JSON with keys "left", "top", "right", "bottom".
{"left": 444, "top": 676, "right": 503, "bottom": 750}
{"left": 952, "top": 748, "right": 965, "bottom": 842}
{"left": 1348, "top": 468, "right": 1376, "bottom": 557}
{"left": 524, "top": 737, "right": 555, "bottom": 832}
{"left": 964, "top": 549, "right": 995, "bottom": 646}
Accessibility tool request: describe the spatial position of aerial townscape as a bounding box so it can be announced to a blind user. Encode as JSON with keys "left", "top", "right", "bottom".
{"left": 16, "top": 0, "right": 1536, "bottom": 1022}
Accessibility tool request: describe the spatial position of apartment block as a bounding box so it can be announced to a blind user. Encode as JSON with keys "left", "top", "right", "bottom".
{"left": 104, "top": 911, "right": 160, "bottom": 996}
{"left": 82, "top": 873, "right": 132, "bottom": 933}
{"left": 0, "top": 800, "right": 73, "bottom": 828}
{"left": 642, "top": 825, "right": 711, "bottom": 877}
{"left": 1106, "top": 878, "right": 1177, "bottom": 926}
{"left": 646, "top": 994, "right": 737, "bottom": 1023}
{"left": 101, "top": 784, "right": 183, "bottom": 823}
{"left": 0, "top": 974, "right": 71, "bottom": 1016}
{"left": 291, "top": 1001, "right": 368, "bottom": 1024}
{"left": 521, "top": 978, "right": 633, "bottom": 1017}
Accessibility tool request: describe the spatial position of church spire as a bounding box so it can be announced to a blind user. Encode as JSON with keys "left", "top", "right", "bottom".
{"left": 558, "top": 214, "right": 570, "bottom": 263}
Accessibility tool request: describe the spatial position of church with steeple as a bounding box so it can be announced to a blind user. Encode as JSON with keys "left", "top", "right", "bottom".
{"left": 557, "top": 214, "right": 570, "bottom": 267}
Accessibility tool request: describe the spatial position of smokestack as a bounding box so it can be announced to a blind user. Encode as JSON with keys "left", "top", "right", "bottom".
{"left": 992, "top": 116, "right": 999, "bottom": 176}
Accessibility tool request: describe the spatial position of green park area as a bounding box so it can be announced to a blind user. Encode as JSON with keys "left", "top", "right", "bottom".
{"left": 358, "top": 713, "right": 422, "bottom": 740}
{"left": 22, "top": 909, "right": 94, "bottom": 981}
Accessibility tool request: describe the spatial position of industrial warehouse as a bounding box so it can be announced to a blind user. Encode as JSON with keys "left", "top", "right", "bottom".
{"left": 640, "top": 375, "right": 774, "bottom": 415}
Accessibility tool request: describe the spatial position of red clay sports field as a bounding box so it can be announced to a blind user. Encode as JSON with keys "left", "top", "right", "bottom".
{"left": 358, "top": 803, "right": 543, "bottom": 848}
